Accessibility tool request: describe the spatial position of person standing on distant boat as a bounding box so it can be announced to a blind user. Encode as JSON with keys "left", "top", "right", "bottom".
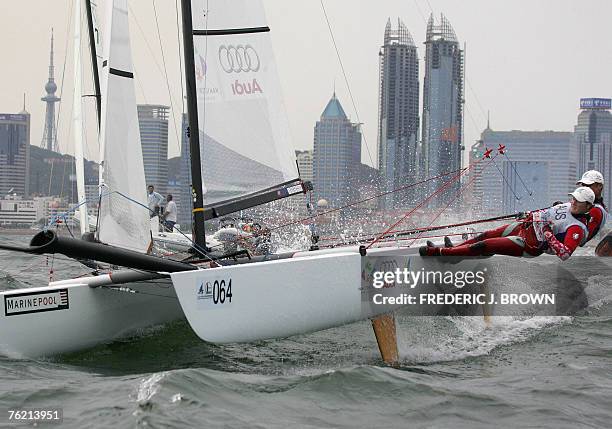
{"left": 576, "top": 170, "right": 608, "bottom": 242}
{"left": 163, "top": 194, "right": 178, "bottom": 232}
{"left": 147, "top": 185, "right": 164, "bottom": 218}
{"left": 420, "top": 187, "right": 595, "bottom": 261}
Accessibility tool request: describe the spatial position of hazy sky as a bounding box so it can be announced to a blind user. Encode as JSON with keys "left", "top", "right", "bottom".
{"left": 1, "top": 0, "right": 611, "bottom": 167}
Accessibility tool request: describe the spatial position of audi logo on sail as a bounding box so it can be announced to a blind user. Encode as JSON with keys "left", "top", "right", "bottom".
{"left": 218, "top": 45, "right": 260, "bottom": 73}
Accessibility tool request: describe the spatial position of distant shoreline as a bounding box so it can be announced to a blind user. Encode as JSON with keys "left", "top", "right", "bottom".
{"left": 0, "top": 228, "right": 74, "bottom": 236}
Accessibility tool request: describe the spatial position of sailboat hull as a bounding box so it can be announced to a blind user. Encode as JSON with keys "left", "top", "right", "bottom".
{"left": 170, "top": 246, "right": 458, "bottom": 343}
{"left": 0, "top": 280, "right": 183, "bottom": 358}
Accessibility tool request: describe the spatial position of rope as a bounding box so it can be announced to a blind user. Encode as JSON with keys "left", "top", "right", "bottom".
{"left": 366, "top": 162, "right": 479, "bottom": 249}
{"left": 320, "top": 0, "right": 375, "bottom": 167}
{"left": 200, "top": 167, "right": 468, "bottom": 253}
{"left": 401, "top": 153, "right": 498, "bottom": 248}
{"left": 500, "top": 149, "right": 537, "bottom": 206}
{"left": 490, "top": 155, "right": 521, "bottom": 202}
{"left": 153, "top": 0, "right": 182, "bottom": 154}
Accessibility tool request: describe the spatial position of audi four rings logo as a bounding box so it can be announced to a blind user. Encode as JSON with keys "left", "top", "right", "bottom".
{"left": 219, "top": 45, "right": 260, "bottom": 73}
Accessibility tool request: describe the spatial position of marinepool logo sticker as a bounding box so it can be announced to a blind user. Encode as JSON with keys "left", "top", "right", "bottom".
{"left": 4, "top": 288, "right": 69, "bottom": 316}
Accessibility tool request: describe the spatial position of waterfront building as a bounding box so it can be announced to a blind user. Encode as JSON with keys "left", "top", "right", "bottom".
{"left": 377, "top": 18, "right": 420, "bottom": 208}
{"left": 313, "top": 94, "right": 362, "bottom": 208}
{"left": 421, "top": 14, "right": 464, "bottom": 207}
{"left": 0, "top": 111, "right": 30, "bottom": 198}
{"left": 138, "top": 104, "right": 169, "bottom": 197}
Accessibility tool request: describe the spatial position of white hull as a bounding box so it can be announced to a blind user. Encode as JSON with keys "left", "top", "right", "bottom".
{"left": 170, "top": 246, "right": 447, "bottom": 343}
{"left": 0, "top": 279, "right": 183, "bottom": 358}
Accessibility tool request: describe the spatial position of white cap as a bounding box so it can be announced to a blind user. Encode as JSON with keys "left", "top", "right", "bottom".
{"left": 577, "top": 170, "right": 604, "bottom": 185}
{"left": 569, "top": 186, "right": 595, "bottom": 204}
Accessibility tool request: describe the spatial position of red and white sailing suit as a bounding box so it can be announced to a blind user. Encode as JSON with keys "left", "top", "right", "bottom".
{"left": 436, "top": 203, "right": 588, "bottom": 261}
{"left": 584, "top": 199, "right": 608, "bottom": 243}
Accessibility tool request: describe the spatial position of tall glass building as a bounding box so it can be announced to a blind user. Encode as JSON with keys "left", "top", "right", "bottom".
{"left": 421, "top": 14, "right": 464, "bottom": 207}
{"left": 377, "top": 18, "right": 419, "bottom": 208}
{"left": 574, "top": 98, "right": 612, "bottom": 205}
{"left": 137, "top": 105, "right": 169, "bottom": 197}
{"left": 0, "top": 111, "right": 30, "bottom": 197}
{"left": 313, "top": 94, "right": 361, "bottom": 208}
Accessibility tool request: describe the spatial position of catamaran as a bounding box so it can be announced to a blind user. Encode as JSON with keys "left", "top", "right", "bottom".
{"left": 0, "top": 0, "right": 601, "bottom": 362}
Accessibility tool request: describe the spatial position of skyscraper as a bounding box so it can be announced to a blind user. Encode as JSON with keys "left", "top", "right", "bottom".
{"left": 137, "top": 104, "right": 169, "bottom": 197}
{"left": 0, "top": 109, "right": 31, "bottom": 197}
{"left": 377, "top": 18, "right": 420, "bottom": 208}
{"left": 313, "top": 94, "right": 361, "bottom": 208}
{"left": 421, "top": 14, "right": 464, "bottom": 207}
{"left": 41, "top": 30, "right": 60, "bottom": 152}
{"left": 575, "top": 98, "right": 612, "bottom": 205}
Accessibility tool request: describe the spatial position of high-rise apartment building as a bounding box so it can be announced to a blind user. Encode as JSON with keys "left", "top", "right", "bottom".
{"left": 0, "top": 111, "right": 30, "bottom": 197}
{"left": 575, "top": 98, "right": 612, "bottom": 205}
{"left": 313, "top": 94, "right": 361, "bottom": 208}
{"left": 377, "top": 18, "right": 420, "bottom": 208}
{"left": 138, "top": 104, "right": 169, "bottom": 197}
{"left": 421, "top": 14, "right": 464, "bottom": 207}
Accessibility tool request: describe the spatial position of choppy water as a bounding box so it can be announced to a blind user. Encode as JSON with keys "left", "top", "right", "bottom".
{"left": 1, "top": 233, "right": 611, "bottom": 428}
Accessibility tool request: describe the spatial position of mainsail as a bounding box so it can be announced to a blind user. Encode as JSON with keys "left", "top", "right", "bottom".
{"left": 97, "top": 0, "right": 150, "bottom": 253}
{"left": 191, "top": 0, "right": 300, "bottom": 206}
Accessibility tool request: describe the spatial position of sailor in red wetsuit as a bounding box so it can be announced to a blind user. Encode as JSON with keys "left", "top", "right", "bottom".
{"left": 420, "top": 187, "right": 595, "bottom": 261}
{"left": 576, "top": 170, "right": 608, "bottom": 243}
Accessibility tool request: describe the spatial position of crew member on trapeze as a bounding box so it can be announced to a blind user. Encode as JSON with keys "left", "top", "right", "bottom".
{"left": 419, "top": 187, "right": 596, "bottom": 261}
{"left": 575, "top": 170, "right": 608, "bottom": 243}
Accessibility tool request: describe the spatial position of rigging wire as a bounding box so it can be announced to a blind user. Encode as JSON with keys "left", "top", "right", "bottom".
{"left": 366, "top": 152, "right": 491, "bottom": 249}
{"left": 500, "top": 149, "right": 536, "bottom": 204}
{"left": 402, "top": 154, "right": 498, "bottom": 248}
{"left": 489, "top": 155, "right": 522, "bottom": 202}
{"left": 413, "top": 0, "right": 428, "bottom": 24}
{"left": 319, "top": 0, "right": 375, "bottom": 167}
{"left": 201, "top": 167, "right": 468, "bottom": 253}
{"left": 153, "top": 0, "right": 182, "bottom": 154}
{"left": 175, "top": 0, "right": 186, "bottom": 116}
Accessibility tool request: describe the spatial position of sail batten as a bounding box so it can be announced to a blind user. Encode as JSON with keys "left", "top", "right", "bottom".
{"left": 193, "top": 27, "right": 270, "bottom": 36}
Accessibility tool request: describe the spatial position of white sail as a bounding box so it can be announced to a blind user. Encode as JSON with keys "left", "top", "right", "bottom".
{"left": 72, "top": 0, "right": 89, "bottom": 235}
{"left": 97, "top": 0, "right": 150, "bottom": 253}
{"left": 191, "top": 0, "right": 299, "bottom": 205}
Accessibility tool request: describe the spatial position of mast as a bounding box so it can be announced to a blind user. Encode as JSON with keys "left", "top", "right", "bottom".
{"left": 84, "top": 0, "right": 101, "bottom": 128}
{"left": 180, "top": 0, "right": 207, "bottom": 251}
{"left": 73, "top": 0, "right": 89, "bottom": 234}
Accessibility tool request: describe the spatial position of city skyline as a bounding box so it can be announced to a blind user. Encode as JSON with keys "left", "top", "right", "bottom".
{"left": 0, "top": 1, "right": 610, "bottom": 168}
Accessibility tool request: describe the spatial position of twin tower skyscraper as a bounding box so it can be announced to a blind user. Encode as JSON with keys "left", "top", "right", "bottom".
{"left": 378, "top": 14, "right": 464, "bottom": 208}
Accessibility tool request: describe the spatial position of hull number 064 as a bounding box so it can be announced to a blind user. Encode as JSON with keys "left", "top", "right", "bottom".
{"left": 198, "top": 279, "right": 233, "bottom": 305}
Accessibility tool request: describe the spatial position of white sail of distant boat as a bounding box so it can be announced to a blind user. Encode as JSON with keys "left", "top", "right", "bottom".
{"left": 72, "top": 0, "right": 89, "bottom": 235}
{"left": 192, "top": 0, "right": 299, "bottom": 205}
{"left": 97, "top": 0, "right": 150, "bottom": 253}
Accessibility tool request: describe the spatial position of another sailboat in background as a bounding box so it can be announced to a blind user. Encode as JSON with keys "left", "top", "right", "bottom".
{"left": 0, "top": 0, "right": 185, "bottom": 358}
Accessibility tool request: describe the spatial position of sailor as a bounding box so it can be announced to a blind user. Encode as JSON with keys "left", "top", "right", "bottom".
{"left": 420, "top": 187, "right": 595, "bottom": 261}
{"left": 162, "top": 194, "right": 178, "bottom": 232}
{"left": 576, "top": 170, "right": 608, "bottom": 243}
{"left": 147, "top": 185, "right": 164, "bottom": 218}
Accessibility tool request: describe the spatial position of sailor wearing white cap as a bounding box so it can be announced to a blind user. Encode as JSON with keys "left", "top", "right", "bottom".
{"left": 576, "top": 170, "right": 608, "bottom": 241}
{"left": 421, "top": 187, "right": 594, "bottom": 261}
